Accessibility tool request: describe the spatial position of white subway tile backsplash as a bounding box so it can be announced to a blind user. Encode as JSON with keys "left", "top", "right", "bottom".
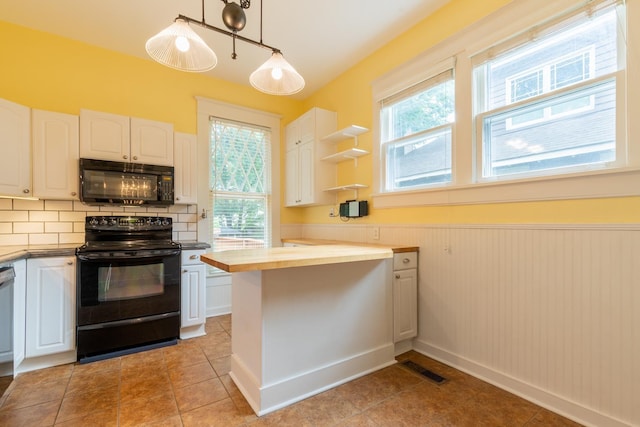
{"left": 14, "top": 222, "right": 44, "bottom": 234}
{"left": 0, "top": 234, "right": 28, "bottom": 246}
{"left": 30, "top": 211, "right": 59, "bottom": 222}
{"left": 178, "top": 213, "right": 197, "bottom": 223}
{"left": 173, "top": 222, "right": 187, "bottom": 232}
{"left": 0, "top": 211, "right": 29, "bottom": 222}
{"left": 74, "top": 202, "right": 100, "bottom": 212}
{"left": 0, "top": 201, "right": 199, "bottom": 246}
{"left": 29, "top": 234, "right": 59, "bottom": 245}
{"left": 45, "top": 200, "right": 73, "bottom": 211}
{"left": 13, "top": 199, "right": 44, "bottom": 211}
{"left": 45, "top": 222, "right": 73, "bottom": 233}
{"left": 169, "top": 205, "right": 189, "bottom": 214}
{"left": 59, "top": 211, "right": 87, "bottom": 222}
{"left": 178, "top": 231, "right": 197, "bottom": 241}
{"left": 59, "top": 233, "right": 85, "bottom": 244}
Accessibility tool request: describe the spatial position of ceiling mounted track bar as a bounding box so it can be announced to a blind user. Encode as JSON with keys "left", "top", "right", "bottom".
{"left": 177, "top": 14, "right": 278, "bottom": 53}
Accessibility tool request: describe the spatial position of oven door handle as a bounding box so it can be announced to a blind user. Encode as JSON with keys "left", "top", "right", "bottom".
{"left": 77, "top": 249, "right": 181, "bottom": 261}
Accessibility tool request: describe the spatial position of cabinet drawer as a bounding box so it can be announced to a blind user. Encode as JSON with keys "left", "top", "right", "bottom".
{"left": 182, "top": 250, "right": 205, "bottom": 266}
{"left": 393, "top": 252, "right": 417, "bottom": 270}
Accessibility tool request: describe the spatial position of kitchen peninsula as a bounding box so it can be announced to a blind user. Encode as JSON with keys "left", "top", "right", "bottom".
{"left": 201, "top": 244, "right": 400, "bottom": 416}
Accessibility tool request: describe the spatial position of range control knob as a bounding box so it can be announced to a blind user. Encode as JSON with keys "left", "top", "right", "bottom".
{"left": 108, "top": 218, "right": 117, "bottom": 226}
{"left": 162, "top": 219, "right": 170, "bottom": 226}
{"left": 100, "top": 217, "right": 108, "bottom": 225}
{"left": 89, "top": 217, "right": 99, "bottom": 226}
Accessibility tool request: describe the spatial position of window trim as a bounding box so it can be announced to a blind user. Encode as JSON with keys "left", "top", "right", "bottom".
{"left": 371, "top": 0, "right": 638, "bottom": 208}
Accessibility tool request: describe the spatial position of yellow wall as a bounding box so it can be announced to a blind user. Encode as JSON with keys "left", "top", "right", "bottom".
{"left": 2, "top": 0, "right": 638, "bottom": 226}
{"left": 299, "top": 0, "right": 640, "bottom": 225}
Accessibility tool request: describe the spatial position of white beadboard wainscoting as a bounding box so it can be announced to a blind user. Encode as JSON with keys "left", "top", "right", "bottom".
{"left": 281, "top": 223, "right": 640, "bottom": 427}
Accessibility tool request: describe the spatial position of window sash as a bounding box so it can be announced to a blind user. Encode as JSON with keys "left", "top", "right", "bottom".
{"left": 208, "top": 117, "right": 272, "bottom": 257}
{"left": 380, "top": 69, "right": 455, "bottom": 192}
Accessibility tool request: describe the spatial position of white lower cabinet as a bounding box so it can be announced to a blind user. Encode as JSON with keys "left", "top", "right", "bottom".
{"left": 180, "top": 250, "right": 206, "bottom": 339}
{"left": 393, "top": 252, "right": 418, "bottom": 343}
{"left": 25, "top": 257, "right": 76, "bottom": 358}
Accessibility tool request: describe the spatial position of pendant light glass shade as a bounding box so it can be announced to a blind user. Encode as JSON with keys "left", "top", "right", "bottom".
{"left": 145, "top": 19, "right": 217, "bottom": 72}
{"left": 249, "top": 51, "right": 305, "bottom": 95}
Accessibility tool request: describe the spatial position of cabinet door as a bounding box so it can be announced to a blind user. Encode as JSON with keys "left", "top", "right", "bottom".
{"left": 174, "top": 132, "right": 197, "bottom": 204}
{"left": 26, "top": 257, "right": 76, "bottom": 358}
{"left": 298, "top": 140, "right": 315, "bottom": 205}
{"left": 0, "top": 98, "right": 31, "bottom": 197}
{"left": 181, "top": 264, "right": 206, "bottom": 328}
{"left": 130, "top": 117, "right": 174, "bottom": 166}
{"left": 32, "top": 110, "right": 80, "bottom": 200}
{"left": 284, "top": 148, "right": 300, "bottom": 206}
{"left": 393, "top": 268, "right": 418, "bottom": 342}
{"left": 80, "top": 109, "right": 130, "bottom": 162}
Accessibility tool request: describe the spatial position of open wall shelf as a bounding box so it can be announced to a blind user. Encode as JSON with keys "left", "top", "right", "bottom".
{"left": 322, "top": 148, "right": 369, "bottom": 163}
{"left": 321, "top": 125, "right": 369, "bottom": 144}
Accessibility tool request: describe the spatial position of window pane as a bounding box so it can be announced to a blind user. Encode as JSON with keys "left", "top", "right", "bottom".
{"left": 481, "top": 9, "right": 617, "bottom": 112}
{"left": 381, "top": 72, "right": 454, "bottom": 192}
{"left": 213, "top": 197, "right": 266, "bottom": 250}
{"left": 482, "top": 79, "right": 615, "bottom": 178}
{"left": 387, "top": 127, "right": 452, "bottom": 189}
{"left": 209, "top": 118, "right": 271, "bottom": 256}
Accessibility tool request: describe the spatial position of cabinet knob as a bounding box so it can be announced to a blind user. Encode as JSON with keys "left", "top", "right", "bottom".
{"left": 395, "top": 274, "right": 401, "bottom": 279}
{"left": 189, "top": 255, "right": 198, "bottom": 260}
{"left": 71, "top": 191, "right": 77, "bottom": 197}
{"left": 67, "top": 261, "right": 73, "bottom": 266}
{"left": 183, "top": 269, "right": 188, "bottom": 273}
{"left": 133, "top": 156, "right": 138, "bottom": 160}
{"left": 123, "top": 155, "right": 128, "bottom": 160}
{"left": 403, "top": 258, "right": 410, "bottom": 264}
{"left": 176, "top": 197, "right": 180, "bottom": 201}
{"left": 23, "top": 189, "right": 30, "bottom": 194}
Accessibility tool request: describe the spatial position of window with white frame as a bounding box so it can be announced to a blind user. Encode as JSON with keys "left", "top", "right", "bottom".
{"left": 209, "top": 117, "right": 271, "bottom": 252}
{"left": 473, "top": 3, "right": 621, "bottom": 180}
{"left": 379, "top": 69, "right": 455, "bottom": 191}
{"left": 372, "top": 0, "right": 634, "bottom": 207}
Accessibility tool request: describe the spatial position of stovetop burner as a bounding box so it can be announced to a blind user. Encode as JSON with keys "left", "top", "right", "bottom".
{"left": 77, "top": 216, "right": 180, "bottom": 253}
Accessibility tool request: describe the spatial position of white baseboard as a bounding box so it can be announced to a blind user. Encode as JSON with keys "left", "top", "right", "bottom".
{"left": 413, "top": 339, "right": 631, "bottom": 427}
{"left": 231, "top": 344, "right": 396, "bottom": 416}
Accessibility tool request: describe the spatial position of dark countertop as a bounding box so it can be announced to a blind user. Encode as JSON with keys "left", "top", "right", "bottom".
{"left": 0, "top": 241, "right": 211, "bottom": 264}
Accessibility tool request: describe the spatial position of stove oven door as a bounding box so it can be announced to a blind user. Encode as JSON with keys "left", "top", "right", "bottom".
{"left": 77, "top": 248, "right": 181, "bottom": 326}
{"left": 76, "top": 248, "right": 181, "bottom": 361}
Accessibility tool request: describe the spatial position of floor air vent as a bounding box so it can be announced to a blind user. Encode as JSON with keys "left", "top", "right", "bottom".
{"left": 401, "top": 360, "right": 447, "bottom": 384}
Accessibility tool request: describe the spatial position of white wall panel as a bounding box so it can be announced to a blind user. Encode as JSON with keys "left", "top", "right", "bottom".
{"left": 298, "top": 223, "right": 640, "bottom": 427}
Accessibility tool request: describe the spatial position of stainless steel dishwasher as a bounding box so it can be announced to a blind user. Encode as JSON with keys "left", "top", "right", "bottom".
{"left": 0, "top": 266, "right": 15, "bottom": 384}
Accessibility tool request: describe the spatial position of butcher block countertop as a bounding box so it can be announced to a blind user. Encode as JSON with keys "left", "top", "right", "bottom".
{"left": 201, "top": 244, "right": 395, "bottom": 273}
{"left": 282, "top": 238, "right": 419, "bottom": 253}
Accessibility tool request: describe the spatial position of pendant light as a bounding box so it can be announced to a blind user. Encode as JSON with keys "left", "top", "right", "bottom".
{"left": 145, "top": 0, "right": 305, "bottom": 96}
{"left": 249, "top": 51, "right": 305, "bottom": 95}
{"left": 145, "top": 19, "right": 217, "bottom": 72}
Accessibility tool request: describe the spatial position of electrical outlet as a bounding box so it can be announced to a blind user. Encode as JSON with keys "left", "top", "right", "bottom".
{"left": 329, "top": 207, "right": 337, "bottom": 217}
{"left": 372, "top": 227, "right": 380, "bottom": 240}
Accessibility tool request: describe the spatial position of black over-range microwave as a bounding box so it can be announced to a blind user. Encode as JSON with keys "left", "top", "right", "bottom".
{"left": 79, "top": 158, "right": 174, "bottom": 206}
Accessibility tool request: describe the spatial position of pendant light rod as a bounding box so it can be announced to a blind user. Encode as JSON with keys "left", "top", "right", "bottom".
{"left": 176, "top": 14, "right": 279, "bottom": 54}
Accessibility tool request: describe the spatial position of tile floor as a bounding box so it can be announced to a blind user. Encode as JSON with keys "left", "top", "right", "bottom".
{"left": 0, "top": 315, "right": 582, "bottom": 426}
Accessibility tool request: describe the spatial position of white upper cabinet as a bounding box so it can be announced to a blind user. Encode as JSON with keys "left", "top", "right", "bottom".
{"left": 284, "top": 108, "right": 337, "bottom": 207}
{"left": 173, "top": 132, "right": 198, "bottom": 204}
{"left": 0, "top": 98, "right": 31, "bottom": 197}
{"left": 32, "top": 109, "right": 80, "bottom": 200}
{"left": 80, "top": 109, "right": 174, "bottom": 166}
{"left": 130, "top": 117, "right": 174, "bottom": 166}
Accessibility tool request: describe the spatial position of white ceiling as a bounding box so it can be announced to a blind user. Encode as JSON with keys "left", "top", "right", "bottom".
{"left": 0, "top": 0, "right": 450, "bottom": 98}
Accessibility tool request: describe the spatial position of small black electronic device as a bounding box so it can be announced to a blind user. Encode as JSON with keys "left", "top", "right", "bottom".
{"left": 339, "top": 200, "right": 368, "bottom": 218}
